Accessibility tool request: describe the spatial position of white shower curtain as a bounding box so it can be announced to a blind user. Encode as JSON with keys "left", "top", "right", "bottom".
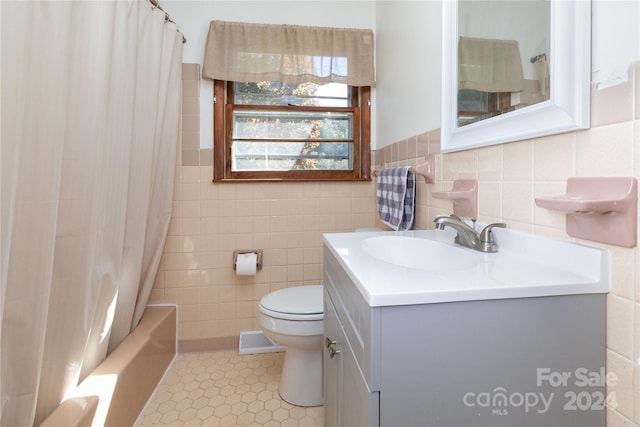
{"left": 0, "top": 1, "right": 182, "bottom": 425}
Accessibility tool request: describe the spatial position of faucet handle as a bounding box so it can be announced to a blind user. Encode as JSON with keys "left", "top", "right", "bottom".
{"left": 479, "top": 223, "right": 507, "bottom": 243}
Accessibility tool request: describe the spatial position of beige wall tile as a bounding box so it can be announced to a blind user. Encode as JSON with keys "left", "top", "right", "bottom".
{"left": 635, "top": 302, "right": 640, "bottom": 368}
{"left": 478, "top": 145, "right": 503, "bottom": 180}
{"left": 478, "top": 181, "right": 502, "bottom": 219}
{"left": 182, "top": 166, "right": 201, "bottom": 183}
{"left": 575, "top": 122, "right": 635, "bottom": 176}
{"left": 607, "top": 295, "right": 635, "bottom": 359}
{"left": 455, "top": 150, "right": 478, "bottom": 180}
{"left": 407, "top": 135, "right": 418, "bottom": 160}
{"left": 533, "top": 133, "right": 575, "bottom": 180}
{"left": 182, "top": 131, "right": 200, "bottom": 151}
{"left": 606, "top": 406, "right": 635, "bottom": 427}
{"left": 634, "top": 366, "right": 640, "bottom": 426}
{"left": 199, "top": 149, "right": 213, "bottom": 166}
{"left": 165, "top": 70, "right": 639, "bottom": 426}
{"left": 182, "top": 80, "right": 199, "bottom": 98}
{"left": 181, "top": 96, "right": 199, "bottom": 115}
{"left": 532, "top": 181, "right": 567, "bottom": 230}
{"left": 417, "top": 131, "right": 429, "bottom": 158}
{"left": 181, "top": 183, "right": 200, "bottom": 201}
{"left": 635, "top": 66, "right": 640, "bottom": 121}
{"left": 398, "top": 138, "right": 408, "bottom": 161}
{"left": 608, "top": 246, "right": 638, "bottom": 301}
{"left": 502, "top": 140, "right": 533, "bottom": 181}
{"left": 427, "top": 129, "right": 440, "bottom": 155}
{"left": 635, "top": 121, "right": 640, "bottom": 179}
{"left": 607, "top": 350, "right": 635, "bottom": 421}
{"left": 502, "top": 182, "right": 534, "bottom": 223}
{"left": 181, "top": 63, "right": 200, "bottom": 81}
{"left": 177, "top": 64, "right": 200, "bottom": 166}
{"left": 182, "top": 150, "right": 199, "bottom": 166}
{"left": 441, "top": 153, "right": 459, "bottom": 181}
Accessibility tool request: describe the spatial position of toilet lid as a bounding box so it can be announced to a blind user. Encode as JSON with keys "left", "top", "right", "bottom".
{"left": 260, "top": 285, "right": 323, "bottom": 320}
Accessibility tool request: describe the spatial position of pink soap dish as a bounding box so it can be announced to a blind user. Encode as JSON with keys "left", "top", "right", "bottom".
{"left": 535, "top": 177, "right": 637, "bottom": 247}
{"left": 432, "top": 179, "right": 478, "bottom": 219}
{"left": 534, "top": 196, "right": 625, "bottom": 213}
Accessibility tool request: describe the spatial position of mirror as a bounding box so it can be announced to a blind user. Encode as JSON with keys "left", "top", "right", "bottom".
{"left": 441, "top": 0, "right": 591, "bottom": 153}
{"left": 457, "top": 1, "right": 550, "bottom": 127}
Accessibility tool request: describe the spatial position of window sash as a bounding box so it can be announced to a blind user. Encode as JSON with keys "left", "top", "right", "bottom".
{"left": 227, "top": 104, "right": 359, "bottom": 177}
{"left": 232, "top": 141, "right": 354, "bottom": 172}
{"left": 233, "top": 81, "right": 351, "bottom": 107}
{"left": 232, "top": 108, "right": 354, "bottom": 140}
{"left": 214, "top": 80, "right": 371, "bottom": 182}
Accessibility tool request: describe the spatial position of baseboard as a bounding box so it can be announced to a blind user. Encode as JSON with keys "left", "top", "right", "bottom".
{"left": 178, "top": 335, "right": 239, "bottom": 353}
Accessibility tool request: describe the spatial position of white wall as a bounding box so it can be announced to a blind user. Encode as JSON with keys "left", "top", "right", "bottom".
{"left": 374, "top": 0, "right": 640, "bottom": 149}
{"left": 458, "top": 1, "right": 549, "bottom": 81}
{"left": 163, "top": 1, "right": 376, "bottom": 149}
{"left": 592, "top": 0, "right": 640, "bottom": 88}
{"left": 163, "top": 0, "right": 640, "bottom": 150}
{"left": 374, "top": 1, "right": 442, "bottom": 149}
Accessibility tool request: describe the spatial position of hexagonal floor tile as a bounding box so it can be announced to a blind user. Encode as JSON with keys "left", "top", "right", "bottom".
{"left": 134, "top": 350, "right": 325, "bottom": 426}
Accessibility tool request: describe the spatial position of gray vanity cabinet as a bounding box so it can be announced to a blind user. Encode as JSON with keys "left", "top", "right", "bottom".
{"left": 323, "top": 246, "right": 606, "bottom": 427}
{"left": 323, "top": 287, "right": 379, "bottom": 426}
{"left": 323, "top": 248, "right": 380, "bottom": 427}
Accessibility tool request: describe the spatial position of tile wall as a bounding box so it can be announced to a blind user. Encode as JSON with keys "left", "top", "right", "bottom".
{"left": 377, "top": 62, "right": 640, "bottom": 427}
{"left": 150, "top": 64, "right": 377, "bottom": 351}
{"left": 152, "top": 62, "right": 639, "bottom": 426}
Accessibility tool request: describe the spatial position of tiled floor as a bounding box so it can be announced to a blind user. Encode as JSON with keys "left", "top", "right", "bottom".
{"left": 135, "top": 350, "right": 324, "bottom": 426}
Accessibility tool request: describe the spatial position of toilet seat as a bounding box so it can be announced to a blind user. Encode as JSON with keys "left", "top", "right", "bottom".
{"left": 259, "top": 285, "right": 323, "bottom": 321}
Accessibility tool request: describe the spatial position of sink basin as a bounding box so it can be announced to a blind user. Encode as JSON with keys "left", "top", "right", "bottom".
{"left": 324, "top": 229, "right": 609, "bottom": 307}
{"left": 360, "top": 236, "right": 477, "bottom": 271}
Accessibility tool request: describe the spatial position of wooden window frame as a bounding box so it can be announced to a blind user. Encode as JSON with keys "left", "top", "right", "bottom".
{"left": 213, "top": 80, "right": 371, "bottom": 182}
{"left": 458, "top": 90, "right": 515, "bottom": 127}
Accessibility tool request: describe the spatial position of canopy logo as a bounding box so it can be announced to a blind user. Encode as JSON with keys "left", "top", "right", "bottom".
{"left": 463, "top": 388, "right": 553, "bottom": 415}
{"left": 462, "top": 368, "right": 617, "bottom": 416}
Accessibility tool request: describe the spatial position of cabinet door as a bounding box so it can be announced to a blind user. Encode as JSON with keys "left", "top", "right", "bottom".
{"left": 341, "top": 335, "right": 379, "bottom": 427}
{"left": 325, "top": 290, "right": 379, "bottom": 427}
{"left": 323, "top": 291, "right": 341, "bottom": 427}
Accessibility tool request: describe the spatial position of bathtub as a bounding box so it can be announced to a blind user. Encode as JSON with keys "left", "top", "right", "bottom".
{"left": 40, "top": 305, "right": 177, "bottom": 427}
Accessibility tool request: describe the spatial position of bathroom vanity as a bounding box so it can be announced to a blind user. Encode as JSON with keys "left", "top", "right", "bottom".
{"left": 322, "top": 229, "right": 609, "bottom": 427}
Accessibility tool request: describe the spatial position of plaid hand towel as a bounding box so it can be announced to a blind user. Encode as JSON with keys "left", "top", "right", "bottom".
{"left": 376, "top": 166, "right": 416, "bottom": 231}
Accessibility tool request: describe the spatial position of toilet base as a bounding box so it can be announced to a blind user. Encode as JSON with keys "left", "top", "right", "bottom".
{"left": 278, "top": 346, "right": 323, "bottom": 407}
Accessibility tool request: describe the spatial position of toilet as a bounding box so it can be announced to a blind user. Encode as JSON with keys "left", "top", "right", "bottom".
{"left": 258, "top": 285, "right": 324, "bottom": 407}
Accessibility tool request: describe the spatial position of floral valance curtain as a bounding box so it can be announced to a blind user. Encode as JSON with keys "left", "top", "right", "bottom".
{"left": 458, "top": 36, "right": 524, "bottom": 93}
{"left": 202, "top": 20, "right": 375, "bottom": 87}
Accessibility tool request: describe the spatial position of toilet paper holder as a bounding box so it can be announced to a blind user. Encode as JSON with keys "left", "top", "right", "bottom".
{"left": 233, "top": 249, "right": 263, "bottom": 271}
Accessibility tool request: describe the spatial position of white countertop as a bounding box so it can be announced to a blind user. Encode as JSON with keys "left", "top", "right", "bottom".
{"left": 323, "top": 228, "right": 610, "bottom": 307}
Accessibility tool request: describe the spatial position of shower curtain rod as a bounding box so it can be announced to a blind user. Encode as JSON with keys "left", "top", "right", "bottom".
{"left": 149, "top": 0, "right": 187, "bottom": 44}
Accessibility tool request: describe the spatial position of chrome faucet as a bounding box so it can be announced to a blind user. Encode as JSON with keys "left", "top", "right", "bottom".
{"left": 434, "top": 214, "right": 506, "bottom": 253}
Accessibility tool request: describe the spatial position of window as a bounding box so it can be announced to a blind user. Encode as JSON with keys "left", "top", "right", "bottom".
{"left": 202, "top": 20, "right": 375, "bottom": 182}
{"left": 213, "top": 80, "right": 371, "bottom": 181}
{"left": 457, "top": 36, "right": 524, "bottom": 127}
{"left": 457, "top": 89, "right": 514, "bottom": 127}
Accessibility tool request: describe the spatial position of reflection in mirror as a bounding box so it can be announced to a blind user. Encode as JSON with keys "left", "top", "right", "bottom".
{"left": 441, "top": 0, "right": 591, "bottom": 153}
{"left": 457, "top": 0, "right": 550, "bottom": 127}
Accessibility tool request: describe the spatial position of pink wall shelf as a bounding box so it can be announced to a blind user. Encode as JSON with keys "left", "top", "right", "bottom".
{"left": 432, "top": 179, "right": 478, "bottom": 219}
{"left": 535, "top": 177, "right": 638, "bottom": 247}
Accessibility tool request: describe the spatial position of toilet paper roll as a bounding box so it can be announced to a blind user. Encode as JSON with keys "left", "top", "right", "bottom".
{"left": 236, "top": 252, "right": 257, "bottom": 276}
